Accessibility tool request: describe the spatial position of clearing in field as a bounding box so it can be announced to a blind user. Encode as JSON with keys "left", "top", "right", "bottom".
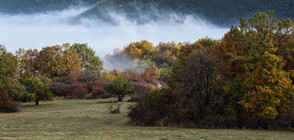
{"left": 0, "top": 98, "right": 293, "bottom": 140}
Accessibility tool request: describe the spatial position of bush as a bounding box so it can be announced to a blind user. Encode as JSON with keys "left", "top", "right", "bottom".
{"left": 198, "top": 115, "right": 238, "bottom": 129}
{"left": 70, "top": 83, "right": 88, "bottom": 99}
{"left": 0, "top": 93, "right": 18, "bottom": 113}
{"left": 128, "top": 88, "right": 173, "bottom": 126}
{"left": 50, "top": 70, "right": 107, "bottom": 99}
{"left": 87, "top": 81, "right": 106, "bottom": 98}
{"left": 108, "top": 100, "right": 120, "bottom": 114}
{"left": 49, "top": 82, "right": 70, "bottom": 97}
{"left": 128, "top": 106, "right": 162, "bottom": 126}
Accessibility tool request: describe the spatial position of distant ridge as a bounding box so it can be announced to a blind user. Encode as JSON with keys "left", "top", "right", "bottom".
{"left": 0, "top": 0, "right": 293, "bottom": 26}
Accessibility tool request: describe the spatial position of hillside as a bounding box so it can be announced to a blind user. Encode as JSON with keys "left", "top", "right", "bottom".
{"left": 0, "top": 0, "right": 293, "bottom": 26}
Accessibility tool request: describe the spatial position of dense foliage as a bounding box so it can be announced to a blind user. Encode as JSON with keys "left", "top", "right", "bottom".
{"left": 212, "top": 11, "right": 294, "bottom": 120}
{"left": 0, "top": 45, "right": 20, "bottom": 112}
{"left": 22, "top": 75, "right": 53, "bottom": 105}
{"left": 128, "top": 11, "right": 294, "bottom": 129}
{"left": 104, "top": 76, "right": 134, "bottom": 102}
{"left": 73, "top": 43, "right": 103, "bottom": 74}
{"left": 1, "top": 9, "right": 294, "bottom": 130}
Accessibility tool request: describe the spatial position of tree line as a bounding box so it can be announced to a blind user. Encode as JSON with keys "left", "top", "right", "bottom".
{"left": 127, "top": 11, "right": 294, "bottom": 129}
{"left": 1, "top": 11, "right": 294, "bottom": 129}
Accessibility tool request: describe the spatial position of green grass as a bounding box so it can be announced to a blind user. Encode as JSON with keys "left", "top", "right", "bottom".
{"left": 1, "top": 98, "right": 293, "bottom": 140}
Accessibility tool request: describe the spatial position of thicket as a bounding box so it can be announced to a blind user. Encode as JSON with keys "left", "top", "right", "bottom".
{"left": 129, "top": 11, "right": 294, "bottom": 129}
{"left": 1, "top": 43, "right": 106, "bottom": 111}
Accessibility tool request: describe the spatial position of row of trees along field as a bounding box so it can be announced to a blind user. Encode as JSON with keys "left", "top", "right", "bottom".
{"left": 1, "top": 11, "right": 294, "bottom": 129}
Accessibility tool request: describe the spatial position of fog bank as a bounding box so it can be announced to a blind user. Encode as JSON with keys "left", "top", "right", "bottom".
{"left": 0, "top": 6, "right": 228, "bottom": 57}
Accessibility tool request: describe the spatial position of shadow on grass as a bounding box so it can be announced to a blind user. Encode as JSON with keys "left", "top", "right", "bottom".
{"left": 20, "top": 103, "right": 51, "bottom": 108}
{"left": 97, "top": 101, "right": 117, "bottom": 104}
{"left": 96, "top": 101, "right": 132, "bottom": 104}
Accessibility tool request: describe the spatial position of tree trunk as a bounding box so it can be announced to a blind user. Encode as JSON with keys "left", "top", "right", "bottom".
{"left": 117, "top": 96, "right": 123, "bottom": 102}
{"left": 35, "top": 100, "right": 39, "bottom": 106}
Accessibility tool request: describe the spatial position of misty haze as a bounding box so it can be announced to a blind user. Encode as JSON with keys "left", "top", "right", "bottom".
{"left": 0, "top": 5, "right": 228, "bottom": 56}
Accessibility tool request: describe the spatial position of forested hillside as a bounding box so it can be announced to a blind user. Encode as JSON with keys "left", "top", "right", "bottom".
{"left": 0, "top": 0, "right": 293, "bottom": 26}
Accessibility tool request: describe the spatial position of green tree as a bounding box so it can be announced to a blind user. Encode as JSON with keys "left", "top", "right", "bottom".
{"left": 22, "top": 75, "right": 53, "bottom": 105}
{"left": 0, "top": 45, "right": 20, "bottom": 112}
{"left": 73, "top": 43, "right": 103, "bottom": 74}
{"left": 105, "top": 76, "right": 134, "bottom": 102}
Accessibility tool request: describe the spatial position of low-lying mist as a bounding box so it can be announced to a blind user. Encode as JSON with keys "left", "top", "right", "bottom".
{"left": 0, "top": 6, "right": 229, "bottom": 69}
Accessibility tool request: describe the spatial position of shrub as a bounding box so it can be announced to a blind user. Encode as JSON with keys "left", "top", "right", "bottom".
{"left": 0, "top": 93, "right": 18, "bottom": 113}
{"left": 108, "top": 99, "right": 120, "bottom": 114}
{"left": 128, "top": 88, "right": 173, "bottom": 126}
{"left": 49, "top": 82, "right": 70, "bottom": 97}
{"left": 70, "top": 83, "right": 88, "bottom": 99}
{"left": 50, "top": 70, "right": 107, "bottom": 99}
{"left": 87, "top": 81, "right": 106, "bottom": 98}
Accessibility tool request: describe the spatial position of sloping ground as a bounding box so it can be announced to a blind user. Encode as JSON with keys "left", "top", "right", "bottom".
{"left": 0, "top": 0, "right": 293, "bottom": 26}
{"left": 81, "top": 0, "right": 294, "bottom": 26}
{"left": 0, "top": 99, "right": 293, "bottom": 140}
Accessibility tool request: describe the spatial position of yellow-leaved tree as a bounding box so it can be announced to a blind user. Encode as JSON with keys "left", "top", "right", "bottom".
{"left": 241, "top": 52, "right": 294, "bottom": 120}
{"left": 37, "top": 44, "right": 81, "bottom": 78}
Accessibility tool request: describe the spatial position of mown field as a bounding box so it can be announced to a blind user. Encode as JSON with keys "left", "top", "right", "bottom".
{"left": 0, "top": 98, "right": 293, "bottom": 140}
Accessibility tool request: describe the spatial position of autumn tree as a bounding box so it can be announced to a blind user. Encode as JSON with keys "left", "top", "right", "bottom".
{"left": 240, "top": 52, "right": 294, "bottom": 120}
{"left": 37, "top": 44, "right": 82, "bottom": 78}
{"left": 123, "top": 40, "right": 155, "bottom": 58}
{"left": 151, "top": 42, "right": 181, "bottom": 69}
{"left": 212, "top": 11, "right": 294, "bottom": 120}
{"left": 16, "top": 48, "right": 39, "bottom": 78}
{"left": 104, "top": 76, "right": 134, "bottom": 102}
{"left": 15, "top": 48, "right": 26, "bottom": 78}
{"left": 180, "top": 38, "right": 218, "bottom": 59}
{"left": 73, "top": 43, "right": 103, "bottom": 74}
{"left": 22, "top": 75, "right": 53, "bottom": 105}
{"left": 142, "top": 64, "right": 160, "bottom": 81}
{"left": 169, "top": 39, "right": 225, "bottom": 120}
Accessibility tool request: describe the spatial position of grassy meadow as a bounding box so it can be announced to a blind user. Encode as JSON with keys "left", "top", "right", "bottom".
{"left": 0, "top": 98, "right": 293, "bottom": 140}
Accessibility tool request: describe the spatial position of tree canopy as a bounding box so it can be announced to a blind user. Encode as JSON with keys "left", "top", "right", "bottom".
{"left": 22, "top": 75, "right": 53, "bottom": 105}
{"left": 73, "top": 43, "right": 103, "bottom": 74}
{"left": 104, "top": 76, "right": 134, "bottom": 102}
{"left": 37, "top": 44, "right": 82, "bottom": 78}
